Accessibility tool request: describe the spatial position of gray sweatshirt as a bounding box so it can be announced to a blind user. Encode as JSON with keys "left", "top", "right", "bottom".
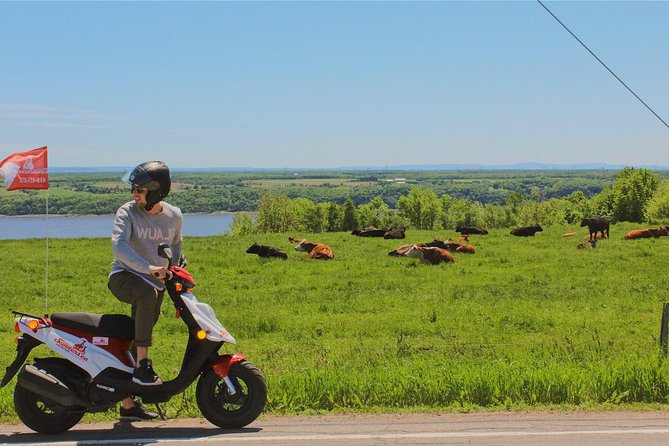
{"left": 110, "top": 200, "right": 183, "bottom": 289}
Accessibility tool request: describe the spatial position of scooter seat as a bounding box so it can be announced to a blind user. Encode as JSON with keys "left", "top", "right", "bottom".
{"left": 50, "top": 313, "right": 135, "bottom": 340}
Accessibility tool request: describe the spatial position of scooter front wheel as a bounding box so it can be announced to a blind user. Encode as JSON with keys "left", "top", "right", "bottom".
{"left": 196, "top": 360, "right": 267, "bottom": 428}
{"left": 14, "top": 383, "right": 84, "bottom": 434}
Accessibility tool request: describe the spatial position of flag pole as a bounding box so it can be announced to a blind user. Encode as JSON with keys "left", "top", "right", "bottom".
{"left": 0, "top": 146, "right": 50, "bottom": 313}
{"left": 45, "top": 189, "right": 49, "bottom": 314}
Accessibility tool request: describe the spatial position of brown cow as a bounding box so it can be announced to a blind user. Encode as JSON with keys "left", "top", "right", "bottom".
{"left": 389, "top": 238, "right": 475, "bottom": 256}
{"left": 388, "top": 243, "right": 419, "bottom": 257}
{"left": 405, "top": 245, "right": 454, "bottom": 265}
{"left": 576, "top": 239, "right": 597, "bottom": 249}
{"left": 290, "top": 237, "right": 335, "bottom": 260}
{"left": 584, "top": 233, "right": 607, "bottom": 240}
{"left": 383, "top": 227, "right": 406, "bottom": 239}
{"left": 455, "top": 244, "right": 476, "bottom": 254}
{"left": 457, "top": 234, "right": 469, "bottom": 242}
{"left": 623, "top": 227, "right": 669, "bottom": 240}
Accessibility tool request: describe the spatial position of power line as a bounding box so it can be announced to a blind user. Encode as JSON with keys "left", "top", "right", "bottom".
{"left": 536, "top": 0, "right": 669, "bottom": 129}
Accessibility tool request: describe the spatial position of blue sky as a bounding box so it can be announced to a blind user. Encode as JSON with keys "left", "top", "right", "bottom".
{"left": 1, "top": 1, "right": 667, "bottom": 169}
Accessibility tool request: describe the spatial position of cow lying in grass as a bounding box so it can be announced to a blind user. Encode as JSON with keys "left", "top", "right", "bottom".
{"left": 510, "top": 224, "right": 543, "bottom": 237}
{"left": 351, "top": 227, "right": 388, "bottom": 237}
{"left": 623, "top": 227, "right": 669, "bottom": 240}
{"left": 288, "top": 236, "right": 335, "bottom": 260}
{"left": 405, "top": 245, "right": 454, "bottom": 265}
{"left": 584, "top": 233, "right": 608, "bottom": 240}
{"left": 456, "top": 225, "right": 488, "bottom": 235}
{"left": 388, "top": 239, "right": 474, "bottom": 256}
{"left": 246, "top": 243, "right": 288, "bottom": 260}
{"left": 577, "top": 239, "right": 597, "bottom": 249}
{"left": 352, "top": 227, "right": 406, "bottom": 239}
{"left": 383, "top": 227, "right": 406, "bottom": 239}
{"left": 455, "top": 244, "right": 476, "bottom": 254}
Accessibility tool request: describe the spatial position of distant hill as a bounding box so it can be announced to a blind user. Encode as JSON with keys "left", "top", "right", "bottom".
{"left": 50, "top": 163, "right": 669, "bottom": 173}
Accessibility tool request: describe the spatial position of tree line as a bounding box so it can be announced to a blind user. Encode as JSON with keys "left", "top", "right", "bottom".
{"left": 2, "top": 168, "right": 669, "bottom": 232}
{"left": 230, "top": 167, "right": 669, "bottom": 235}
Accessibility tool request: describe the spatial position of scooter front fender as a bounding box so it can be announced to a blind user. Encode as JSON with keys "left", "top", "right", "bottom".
{"left": 211, "top": 353, "right": 246, "bottom": 379}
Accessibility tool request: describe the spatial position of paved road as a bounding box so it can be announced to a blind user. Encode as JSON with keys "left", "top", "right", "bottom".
{"left": 2, "top": 411, "right": 669, "bottom": 445}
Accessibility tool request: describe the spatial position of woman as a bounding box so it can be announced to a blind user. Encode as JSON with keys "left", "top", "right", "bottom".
{"left": 108, "top": 160, "right": 183, "bottom": 420}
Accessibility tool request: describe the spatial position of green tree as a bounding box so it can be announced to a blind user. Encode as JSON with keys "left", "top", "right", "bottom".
{"left": 356, "top": 196, "right": 390, "bottom": 228}
{"left": 589, "top": 186, "right": 615, "bottom": 219}
{"left": 324, "top": 202, "right": 342, "bottom": 232}
{"left": 564, "top": 191, "right": 588, "bottom": 224}
{"left": 438, "top": 194, "right": 455, "bottom": 229}
{"left": 256, "top": 193, "right": 295, "bottom": 233}
{"left": 398, "top": 188, "right": 441, "bottom": 230}
{"left": 646, "top": 181, "right": 669, "bottom": 224}
{"left": 299, "top": 199, "right": 324, "bottom": 233}
{"left": 230, "top": 212, "right": 257, "bottom": 235}
{"left": 341, "top": 198, "right": 357, "bottom": 231}
{"left": 481, "top": 203, "right": 512, "bottom": 229}
{"left": 445, "top": 198, "right": 483, "bottom": 229}
{"left": 611, "top": 167, "right": 660, "bottom": 223}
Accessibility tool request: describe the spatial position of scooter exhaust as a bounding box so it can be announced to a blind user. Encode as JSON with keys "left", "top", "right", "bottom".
{"left": 17, "top": 365, "right": 88, "bottom": 407}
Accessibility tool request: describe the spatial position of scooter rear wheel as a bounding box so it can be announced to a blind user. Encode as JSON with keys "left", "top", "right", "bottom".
{"left": 14, "top": 383, "right": 84, "bottom": 434}
{"left": 196, "top": 360, "right": 267, "bottom": 428}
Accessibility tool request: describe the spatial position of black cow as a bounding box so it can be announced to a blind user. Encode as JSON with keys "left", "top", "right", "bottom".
{"left": 580, "top": 216, "right": 609, "bottom": 240}
{"left": 455, "top": 225, "right": 488, "bottom": 235}
{"left": 246, "top": 243, "right": 288, "bottom": 260}
{"left": 510, "top": 224, "right": 543, "bottom": 237}
{"left": 351, "top": 227, "right": 388, "bottom": 237}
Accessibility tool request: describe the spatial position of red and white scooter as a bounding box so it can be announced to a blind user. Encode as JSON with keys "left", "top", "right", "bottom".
{"left": 1, "top": 243, "right": 266, "bottom": 434}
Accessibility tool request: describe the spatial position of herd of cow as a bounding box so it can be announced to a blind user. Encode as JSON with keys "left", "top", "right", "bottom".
{"left": 244, "top": 216, "right": 669, "bottom": 265}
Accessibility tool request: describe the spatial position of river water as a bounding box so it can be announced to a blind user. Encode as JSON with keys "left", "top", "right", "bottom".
{"left": 0, "top": 213, "right": 236, "bottom": 240}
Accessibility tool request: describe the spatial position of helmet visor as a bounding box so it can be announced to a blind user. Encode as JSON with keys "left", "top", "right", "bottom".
{"left": 121, "top": 165, "right": 161, "bottom": 191}
{"left": 121, "top": 168, "right": 134, "bottom": 186}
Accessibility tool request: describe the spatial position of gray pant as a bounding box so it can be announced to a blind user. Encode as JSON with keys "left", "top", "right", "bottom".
{"left": 108, "top": 271, "right": 164, "bottom": 348}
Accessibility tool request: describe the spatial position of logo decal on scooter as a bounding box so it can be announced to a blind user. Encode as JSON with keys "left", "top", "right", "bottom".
{"left": 54, "top": 337, "right": 89, "bottom": 362}
{"left": 93, "top": 337, "right": 109, "bottom": 346}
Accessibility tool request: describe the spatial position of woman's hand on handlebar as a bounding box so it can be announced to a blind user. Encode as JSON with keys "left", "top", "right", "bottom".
{"left": 150, "top": 266, "right": 167, "bottom": 279}
{"left": 150, "top": 266, "right": 174, "bottom": 280}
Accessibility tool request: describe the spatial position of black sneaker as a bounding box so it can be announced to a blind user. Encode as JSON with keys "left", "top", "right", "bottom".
{"left": 132, "top": 358, "right": 163, "bottom": 386}
{"left": 119, "top": 399, "right": 159, "bottom": 421}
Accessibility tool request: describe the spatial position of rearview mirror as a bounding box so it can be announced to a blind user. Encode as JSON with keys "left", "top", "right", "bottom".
{"left": 158, "top": 243, "right": 173, "bottom": 260}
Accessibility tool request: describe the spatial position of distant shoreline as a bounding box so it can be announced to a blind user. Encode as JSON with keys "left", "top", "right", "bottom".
{"left": 0, "top": 211, "right": 241, "bottom": 218}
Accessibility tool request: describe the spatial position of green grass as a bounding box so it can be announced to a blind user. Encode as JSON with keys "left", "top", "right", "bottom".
{"left": 2, "top": 225, "right": 669, "bottom": 421}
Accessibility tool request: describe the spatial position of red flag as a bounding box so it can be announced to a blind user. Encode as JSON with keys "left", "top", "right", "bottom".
{"left": 0, "top": 147, "right": 49, "bottom": 191}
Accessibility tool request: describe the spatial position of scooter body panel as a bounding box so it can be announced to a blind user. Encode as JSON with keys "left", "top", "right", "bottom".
{"left": 15, "top": 315, "right": 133, "bottom": 378}
{"left": 181, "top": 293, "right": 236, "bottom": 343}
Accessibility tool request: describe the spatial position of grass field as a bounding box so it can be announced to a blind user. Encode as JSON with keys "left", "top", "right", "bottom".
{"left": 1, "top": 224, "right": 669, "bottom": 421}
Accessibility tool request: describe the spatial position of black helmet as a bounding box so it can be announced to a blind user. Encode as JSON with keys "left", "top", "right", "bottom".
{"left": 122, "top": 161, "right": 171, "bottom": 211}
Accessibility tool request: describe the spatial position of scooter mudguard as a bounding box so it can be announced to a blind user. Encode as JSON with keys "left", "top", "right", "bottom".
{"left": 212, "top": 353, "right": 246, "bottom": 378}
{"left": 0, "top": 334, "right": 42, "bottom": 388}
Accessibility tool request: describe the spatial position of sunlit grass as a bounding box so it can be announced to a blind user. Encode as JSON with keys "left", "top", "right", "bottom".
{"left": 1, "top": 224, "right": 669, "bottom": 421}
